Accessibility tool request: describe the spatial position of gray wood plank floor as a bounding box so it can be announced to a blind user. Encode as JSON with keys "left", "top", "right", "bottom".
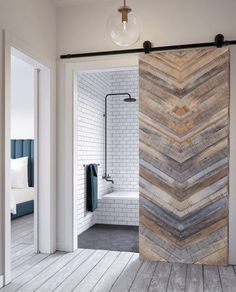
{"left": 1, "top": 214, "right": 236, "bottom": 291}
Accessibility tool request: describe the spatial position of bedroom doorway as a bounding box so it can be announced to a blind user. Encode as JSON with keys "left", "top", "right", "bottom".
{"left": 4, "top": 31, "right": 55, "bottom": 285}
{"left": 10, "top": 50, "right": 38, "bottom": 267}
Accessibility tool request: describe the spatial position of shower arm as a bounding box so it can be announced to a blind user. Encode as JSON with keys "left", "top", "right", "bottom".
{"left": 102, "top": 93, "right": 131, "bottom": 184}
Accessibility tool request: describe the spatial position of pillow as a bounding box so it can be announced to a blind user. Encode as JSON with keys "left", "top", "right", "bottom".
{"left": 11, "top": 157, "right": 29, "bottom": 189}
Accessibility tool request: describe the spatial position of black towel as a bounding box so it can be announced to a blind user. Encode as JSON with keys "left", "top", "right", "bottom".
{"left": 86, "top": 164, "right": 98, "bottom": 212}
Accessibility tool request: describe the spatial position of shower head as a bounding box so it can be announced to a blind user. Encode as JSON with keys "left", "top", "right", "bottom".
{"left": 123, "top": 97, "right": 136, "bottom": 102}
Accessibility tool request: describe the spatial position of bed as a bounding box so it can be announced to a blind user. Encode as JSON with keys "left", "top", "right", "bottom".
{"left": 11, "top": 139, "right": 35, "bottom": 220}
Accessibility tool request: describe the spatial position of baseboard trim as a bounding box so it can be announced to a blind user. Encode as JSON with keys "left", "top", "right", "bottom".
{"left": 0, "top": 275, "right": 4, "bottom": 288}
{"left": 56, "top": 241, "right": 75, "bottom": 252}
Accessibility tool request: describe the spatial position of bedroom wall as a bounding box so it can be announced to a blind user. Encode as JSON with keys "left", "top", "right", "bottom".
{"left": 11, "top": 56, "right": 35, "bottom": 139}
{"left": 56, "top": 0, "right": 236, "bottom": 263}
{"left": 0, "top": 0, "right": 56, "bottom": 283}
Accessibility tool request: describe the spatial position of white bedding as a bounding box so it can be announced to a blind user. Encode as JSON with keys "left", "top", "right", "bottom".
{"left": 11, "top": 187, "right": 35, "bottom": 214}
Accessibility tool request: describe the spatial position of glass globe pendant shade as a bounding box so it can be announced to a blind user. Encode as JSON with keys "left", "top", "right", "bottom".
{"left": 107, "top": 9, "right": 141, "bottom": 47}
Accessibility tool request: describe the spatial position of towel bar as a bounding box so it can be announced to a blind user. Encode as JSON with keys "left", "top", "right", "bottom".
{"left": 83, "top": 164, "right": 100, "bottom": 167}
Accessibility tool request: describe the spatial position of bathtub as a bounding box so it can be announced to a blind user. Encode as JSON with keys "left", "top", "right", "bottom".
{"left": 103, "top": 191, "right": 139, "bottom": 199}
{"left": 95, "top": 191, "right": 139, "bottom": 226}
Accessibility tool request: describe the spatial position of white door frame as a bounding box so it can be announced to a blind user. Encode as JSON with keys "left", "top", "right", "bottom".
{"left": 4, "top": 30, "right": 56, "bottom": 285}
{"left": 57, "top": 54, "right": 138, "bottom": 252}
{"left": 34, "top": 68, "right": 40, "bottom": 253}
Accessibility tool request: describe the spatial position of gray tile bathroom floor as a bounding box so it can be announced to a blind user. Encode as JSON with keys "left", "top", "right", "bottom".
{"left": 78, "top": 224, "right": 139, "bottom": 253}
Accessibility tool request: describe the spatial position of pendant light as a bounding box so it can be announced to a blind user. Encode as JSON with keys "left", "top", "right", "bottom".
{"left": 107, "top": 0, "right": 141, "bottom": 47}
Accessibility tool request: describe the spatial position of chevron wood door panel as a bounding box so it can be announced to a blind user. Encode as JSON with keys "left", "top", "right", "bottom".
{"left": 139, "top": 48, "right": 230, "bottom": 265}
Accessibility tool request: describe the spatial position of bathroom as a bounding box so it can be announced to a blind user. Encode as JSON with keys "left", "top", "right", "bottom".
{"left": 74, "top": 67, "right": 139, "bottom": 252}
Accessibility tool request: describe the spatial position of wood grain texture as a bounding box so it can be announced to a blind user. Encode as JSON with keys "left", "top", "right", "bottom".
{"left": 139, "top": 48, "right": 230, "bottom": 265}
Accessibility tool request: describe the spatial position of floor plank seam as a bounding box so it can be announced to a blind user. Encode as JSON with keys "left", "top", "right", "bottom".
{"left": 11, "top": 254, "right": 65, "bottom": 292}
{"left": 201, "top": 265, "right": 204, "bottom": 292}
{"left": 13, "top": 254, "right": 51, "bottom": 281}
{"left": 12, "top": 252, "right": 38, "bottom": 270}
{"left": 11, "top": 246, "right": 35, "bottom": 264}
{"left": 87, "top": 251, "right": 121, "bottom": 292}
{"left": 12, "top": 255, "right": 35, "bottom": 271}
{"left": 202, "top": 265, "right": 205, "bottom": 292}
{"left": 127, "top": 259, "right": 144, "bottom": 292}
{"left": 90, "top": 252, "right": 131, "bottom": 292}
{"left": 17, "top": 254, "right": 67, "bottom": 292}
{"left": 11, "top": 246, "right": 33, "bottom": 257}
{"left": 52, "top": 250, "right": 97, "bottom": 291}
{"left": 33, "top": 250, "right": 87, "bottom": 291}
{"left": 147, "top": 262, "right": 158, "bottom": 292}
{"left": 217, "top": 266, "right": 224, "bottom": 292}
{"left": 12, "top": 231, "right": 33, "bottom": 242}
{"left": 70, "top": 250, "right": 109, "bottom": 292}
{"left": 107, "top": 252, "right": 134, "bottom": 292}
{"left": 33, "top": 250, "right": 85, "bottom": 292}
{"left": 11, "top": 243, "right": 29, "bottom": 250}
{"left": 11, "top": 241, "right": 33, "bottom": 248}
{"left": 165, "top": 263, "right": 173, "bottom": 292}
{"left": 184, "top": 264, "right": 188, "bottom": 292}
{"left": 118, "top": 252, "right": 135, "bottom": 289}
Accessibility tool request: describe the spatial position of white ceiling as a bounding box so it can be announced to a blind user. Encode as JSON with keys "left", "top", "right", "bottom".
{"left": 53, "top": 0, "right": 78, "bottom": 5}
{"left": 53, "top": 0, "right": 112, "bottom": 6}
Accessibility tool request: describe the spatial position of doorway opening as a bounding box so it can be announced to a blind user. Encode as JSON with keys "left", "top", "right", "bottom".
{"left": 10, "top": 49, "right": 38, "bottom": 268}
{"left": 74, "top": 67, "right": 139, "bottom": 253}
{"left": 4, "top": 32, "right": 55, "bottom": 285}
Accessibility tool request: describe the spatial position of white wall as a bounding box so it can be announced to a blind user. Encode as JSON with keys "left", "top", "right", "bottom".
{"left": 11, "top": 56, "right": 35, "bottom": 139}
{"left": 57, "top": 0, "right": 236, "bottom": 56}
{"left": 0, "top": 0, "right": 56, "bottom": 282}
{"left": 57, "top": 0, "right": 236, "bottom": 263}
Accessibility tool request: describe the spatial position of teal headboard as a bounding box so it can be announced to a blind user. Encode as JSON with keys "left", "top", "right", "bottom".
{"left": 11, "top": 140, "right": 34, "bottom": 187}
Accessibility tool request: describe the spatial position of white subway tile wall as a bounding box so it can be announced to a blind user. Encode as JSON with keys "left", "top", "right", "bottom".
{"left": 75, "top": 72, "right": 112, "bottom": 235}
{"left": 108, "top": 70, "right": 139, "bottom": 192}
{"left": 75, "top": 69, "right": 139, "bottom": 235}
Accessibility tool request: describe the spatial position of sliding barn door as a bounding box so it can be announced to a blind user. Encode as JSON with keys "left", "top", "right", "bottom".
{"left": 139, "top": 48, "right": 230, "bottom": 265}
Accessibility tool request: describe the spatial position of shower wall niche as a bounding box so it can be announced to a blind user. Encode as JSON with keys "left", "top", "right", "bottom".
{"left": 75, "top": 68, "right": 139, "bottom": 235}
